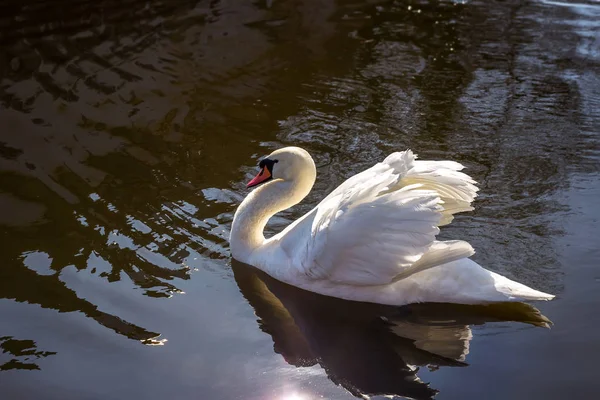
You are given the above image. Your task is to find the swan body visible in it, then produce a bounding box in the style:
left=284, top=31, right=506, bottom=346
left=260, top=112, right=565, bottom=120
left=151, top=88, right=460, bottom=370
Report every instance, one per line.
left=230, top=146, right=555, bottom=306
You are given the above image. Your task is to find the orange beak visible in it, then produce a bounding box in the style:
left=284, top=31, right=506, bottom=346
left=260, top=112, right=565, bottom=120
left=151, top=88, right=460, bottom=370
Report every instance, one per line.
left=247, top=166, right=272, bottom=188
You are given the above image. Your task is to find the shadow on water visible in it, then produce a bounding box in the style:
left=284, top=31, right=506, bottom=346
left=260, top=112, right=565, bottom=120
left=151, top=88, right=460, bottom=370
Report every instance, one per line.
left=0, top=336, right=57, bottom=371
left=231, top=259, right=551, bottom=400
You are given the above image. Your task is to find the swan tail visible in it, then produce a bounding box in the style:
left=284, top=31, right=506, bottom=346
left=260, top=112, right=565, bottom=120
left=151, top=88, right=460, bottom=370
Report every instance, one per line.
left=488, top=271, right=556, bottom=301
left=386, top=259, right=555, bottom=305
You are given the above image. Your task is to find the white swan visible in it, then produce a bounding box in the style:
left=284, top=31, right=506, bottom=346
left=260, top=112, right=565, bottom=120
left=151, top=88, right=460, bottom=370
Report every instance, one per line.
left=230, top=146, right=555, bottom=306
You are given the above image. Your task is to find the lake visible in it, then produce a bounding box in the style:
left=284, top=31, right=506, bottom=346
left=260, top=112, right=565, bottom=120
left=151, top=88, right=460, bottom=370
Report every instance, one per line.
left=1, top=0, right=599, bottom=399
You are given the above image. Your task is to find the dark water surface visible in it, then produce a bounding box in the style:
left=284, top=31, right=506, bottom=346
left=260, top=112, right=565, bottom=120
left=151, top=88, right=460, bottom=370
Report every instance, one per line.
left=1, top=0, right=599, bottom=398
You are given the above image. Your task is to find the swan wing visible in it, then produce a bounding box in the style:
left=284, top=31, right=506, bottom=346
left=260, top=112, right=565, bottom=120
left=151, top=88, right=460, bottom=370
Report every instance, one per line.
left=279, top=150, right=479, bottom=285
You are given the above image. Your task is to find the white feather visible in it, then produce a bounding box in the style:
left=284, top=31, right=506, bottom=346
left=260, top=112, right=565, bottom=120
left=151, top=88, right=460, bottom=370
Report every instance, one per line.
left=281, top=150, right=480, bottom=286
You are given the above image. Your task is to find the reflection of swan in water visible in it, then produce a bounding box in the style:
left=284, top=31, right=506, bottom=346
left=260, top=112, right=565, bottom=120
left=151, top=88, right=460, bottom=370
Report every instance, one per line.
left=231, top=260, right=551, bottom=399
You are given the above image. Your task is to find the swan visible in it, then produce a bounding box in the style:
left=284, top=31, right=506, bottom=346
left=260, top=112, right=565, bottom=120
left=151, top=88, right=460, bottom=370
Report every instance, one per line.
left=230, top=146, right=555, bottom=306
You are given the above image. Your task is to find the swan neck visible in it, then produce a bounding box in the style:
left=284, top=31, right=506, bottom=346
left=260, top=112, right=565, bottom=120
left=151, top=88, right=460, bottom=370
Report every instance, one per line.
left=231, top=174, right=314, bottom=259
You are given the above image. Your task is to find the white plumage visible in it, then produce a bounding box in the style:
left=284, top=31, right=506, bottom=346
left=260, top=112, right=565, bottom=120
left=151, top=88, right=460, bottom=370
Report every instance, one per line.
left=230, top=146, right=554, bottom=306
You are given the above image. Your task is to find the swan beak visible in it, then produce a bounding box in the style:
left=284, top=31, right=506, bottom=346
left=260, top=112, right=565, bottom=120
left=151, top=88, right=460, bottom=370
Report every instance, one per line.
left=247, top=167, right=272, bottom=188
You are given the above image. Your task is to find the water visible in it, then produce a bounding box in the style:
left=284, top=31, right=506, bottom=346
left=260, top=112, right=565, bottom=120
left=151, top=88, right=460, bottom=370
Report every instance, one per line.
left=1, top=0, right=599, bottom=398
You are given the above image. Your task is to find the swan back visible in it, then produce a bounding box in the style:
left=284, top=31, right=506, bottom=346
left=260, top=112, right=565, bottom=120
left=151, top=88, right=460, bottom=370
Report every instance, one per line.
left=273, top=150, right=478, bottom=285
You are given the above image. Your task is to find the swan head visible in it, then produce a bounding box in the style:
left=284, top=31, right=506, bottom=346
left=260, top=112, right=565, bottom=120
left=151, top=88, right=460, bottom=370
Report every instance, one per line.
left=247, top=146, right=316, bottom=188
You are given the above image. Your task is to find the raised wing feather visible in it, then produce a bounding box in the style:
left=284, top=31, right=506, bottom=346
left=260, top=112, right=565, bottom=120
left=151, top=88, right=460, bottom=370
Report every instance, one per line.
left=279, top=150, right=479, bottom=286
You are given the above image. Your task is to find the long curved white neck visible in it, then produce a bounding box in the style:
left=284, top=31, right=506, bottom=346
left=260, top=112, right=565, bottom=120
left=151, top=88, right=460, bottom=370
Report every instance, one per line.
left=230, top=172, right=315, bottom=260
